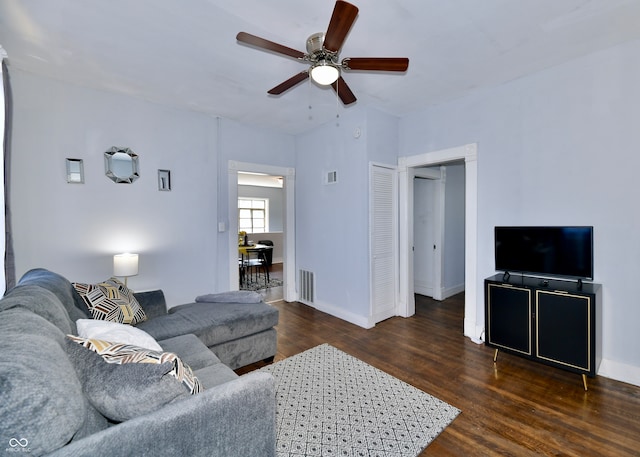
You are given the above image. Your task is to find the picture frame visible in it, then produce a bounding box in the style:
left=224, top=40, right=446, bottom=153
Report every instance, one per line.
left=158, top=169, right=171, bottom=191
left=66, top=158, right=84, bottom=184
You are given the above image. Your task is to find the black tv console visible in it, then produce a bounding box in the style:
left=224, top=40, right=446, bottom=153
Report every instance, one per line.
left=484, top=274, right=602, bottom=390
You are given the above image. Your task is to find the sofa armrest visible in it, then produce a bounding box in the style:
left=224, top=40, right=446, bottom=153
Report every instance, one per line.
left=47, top=371, right=276, bottom=457
left=133, top=289, right=168, bottom=319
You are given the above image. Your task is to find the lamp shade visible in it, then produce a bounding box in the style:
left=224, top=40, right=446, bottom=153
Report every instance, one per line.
left=310, top=61, right=339, bottom=86
left=113, top=253, right=139, bottom=277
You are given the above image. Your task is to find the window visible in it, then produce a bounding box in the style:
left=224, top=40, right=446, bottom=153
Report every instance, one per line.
left=238, top=198, right=269, bottom=234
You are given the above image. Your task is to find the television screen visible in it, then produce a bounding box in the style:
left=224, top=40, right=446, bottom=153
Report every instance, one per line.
left=495, top=226, right=593, bottom=280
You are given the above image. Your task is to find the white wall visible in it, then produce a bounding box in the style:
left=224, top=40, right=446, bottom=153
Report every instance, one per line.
left=294, top=107, right=370, bottom=323
left=294, top=107, right=398, bottom=326
left=216, top=118, right=295, bottom=290
left=11, top=71, right=219, bottom=306
left=11, top=37, right=639, bottom=387
left=399, top=39, right=640, bottom=386
left=10, top=71, right=295, bottom=308
left=443, top=162, right=465, bottom=296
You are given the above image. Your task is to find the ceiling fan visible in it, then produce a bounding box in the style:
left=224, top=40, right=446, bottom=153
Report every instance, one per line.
left=236, top=0, right=409, bottom=105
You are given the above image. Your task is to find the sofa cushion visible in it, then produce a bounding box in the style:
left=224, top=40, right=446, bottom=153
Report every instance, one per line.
left=65, top=338, right=190, bottom=422
left=67, top=336, right=202, bottom=395
left=19, top=268, right=91, bottom=323
left=133, top=289, right=168, bottom=320
left=137, top=301, right=279, bottom=348
left=194, top=363, right=239, bottom=389
left=158, top=334, right=222, bottom=371
left=72, top=278, right=147, bottom=325
left=195, top=290, right=262, bottom=303
left=0, top=284, right=74, bottom=335
left=0, top=310, right=87, bottom=456
left=77, top=318, right=163, bottom=351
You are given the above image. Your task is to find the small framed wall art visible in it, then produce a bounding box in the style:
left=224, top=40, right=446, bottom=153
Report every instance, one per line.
left=158, top=169, right=171, bottom=191
left=66, top=158, right=84, bottom=184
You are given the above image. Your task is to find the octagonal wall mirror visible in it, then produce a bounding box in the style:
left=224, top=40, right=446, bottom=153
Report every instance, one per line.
left=104, top=147, right=140, bottom=184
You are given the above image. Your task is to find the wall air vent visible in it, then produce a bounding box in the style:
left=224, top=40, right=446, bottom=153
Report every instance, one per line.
left=299, top=269, right=315, bottom=305
left=325, top=171, right=337, bottom=184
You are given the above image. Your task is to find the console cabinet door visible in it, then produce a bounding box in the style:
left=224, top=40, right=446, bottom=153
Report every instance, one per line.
left=536, top=290, right=593, bottom=374
left=486, top=283, right=532, bottom=356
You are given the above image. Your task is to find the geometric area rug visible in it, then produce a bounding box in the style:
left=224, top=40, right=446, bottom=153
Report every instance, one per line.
left=260, top=344, right=460, bottom=457
left=240, top=273, right=283, bottom=291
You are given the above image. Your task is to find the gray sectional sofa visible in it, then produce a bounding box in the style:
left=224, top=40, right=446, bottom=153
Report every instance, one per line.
left=0, top=268, right=279, bottom=457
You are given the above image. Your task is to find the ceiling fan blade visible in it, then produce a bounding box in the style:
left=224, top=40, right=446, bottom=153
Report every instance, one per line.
left=331, top=76, right=357, bottom=105
left=323, top=1, right=359, bottom=53
left=342, top=57, right=409, bottom=72
left=267, top=71, right=309, bottom=95
left=236, top=32, right=305, bottom=59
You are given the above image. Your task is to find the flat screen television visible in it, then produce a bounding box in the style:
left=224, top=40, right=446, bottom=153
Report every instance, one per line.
left=494, top=226, right=593, bottom=280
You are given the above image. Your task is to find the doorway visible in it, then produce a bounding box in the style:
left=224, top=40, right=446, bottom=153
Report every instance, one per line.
left=237, top=172, right=284, bottom=300
left=398, top=143, right=482, bottom=343
left=228, top=161, right=296, bottom=302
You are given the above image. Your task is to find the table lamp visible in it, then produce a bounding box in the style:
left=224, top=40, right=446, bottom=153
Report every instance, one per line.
left=113, top=253, right=139, bottom=287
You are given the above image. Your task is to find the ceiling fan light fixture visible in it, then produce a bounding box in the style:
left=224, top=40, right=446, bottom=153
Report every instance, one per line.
left=310, top=61, right=340, bottom=86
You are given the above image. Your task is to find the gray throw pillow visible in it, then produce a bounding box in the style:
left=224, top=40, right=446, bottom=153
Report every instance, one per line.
left=0, top=312, right=86, bottom=456
left=65, top=338, right=190, bottom=422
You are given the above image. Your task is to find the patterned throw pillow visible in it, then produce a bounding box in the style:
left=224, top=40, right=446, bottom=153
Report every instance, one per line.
left=72, top=278, right=147, bottom=325
left=67, top=335, right=202, bottom=394
left=65, top=338, right=187, bottom=422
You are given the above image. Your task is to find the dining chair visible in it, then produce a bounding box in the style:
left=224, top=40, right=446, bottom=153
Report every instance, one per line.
left=238, top=254, right=248, bottom=288
left=246, top=248, right=269, bottom=286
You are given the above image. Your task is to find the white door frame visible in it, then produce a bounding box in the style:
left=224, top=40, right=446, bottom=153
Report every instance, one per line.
left=228, top=160, right=296, bottom=302
left=398, top=143, right=481, bottom=342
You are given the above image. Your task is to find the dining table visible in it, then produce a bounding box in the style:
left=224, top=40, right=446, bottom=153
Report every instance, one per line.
left=238, top=243, right=273, bottom=285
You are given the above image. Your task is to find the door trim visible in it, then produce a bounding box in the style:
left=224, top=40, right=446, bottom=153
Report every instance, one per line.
left=228, top=161, right=296, bottom=302
left=398, top=143, right=481, bottom=342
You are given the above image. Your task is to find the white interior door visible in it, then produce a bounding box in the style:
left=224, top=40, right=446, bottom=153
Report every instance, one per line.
left=413, top=177, right=437, bottom=297
left=370, top=164, right=398, bottom=324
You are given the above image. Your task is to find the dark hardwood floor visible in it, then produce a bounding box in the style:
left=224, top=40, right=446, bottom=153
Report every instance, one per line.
left=237, top=293, right=640, bottom=456
left=256, top=262, right=283, bottom=302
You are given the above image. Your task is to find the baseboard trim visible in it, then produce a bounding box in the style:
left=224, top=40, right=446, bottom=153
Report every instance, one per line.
left=312, top=300, right=374, bottom=329
left=414, top=283, right=433, bottom=297
left=414, top=283, right=464, bottom=301
left=598, top=358, right=640, bottom=387
left=441, top=283, right=465, bottom=300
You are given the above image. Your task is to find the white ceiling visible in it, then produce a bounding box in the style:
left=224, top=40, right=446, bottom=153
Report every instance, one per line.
left=238, top=172, right=283, bottom=188
left=2, top=0, right=640, bottom=135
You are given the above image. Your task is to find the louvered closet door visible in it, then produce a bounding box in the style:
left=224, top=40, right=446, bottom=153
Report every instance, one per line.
left=370, top=164, right=398, bottom=324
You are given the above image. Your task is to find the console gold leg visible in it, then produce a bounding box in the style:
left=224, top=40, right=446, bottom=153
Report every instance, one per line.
left=582, top=374, right=588, bottom=391
left=493, top=348, right=499, bottom=363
